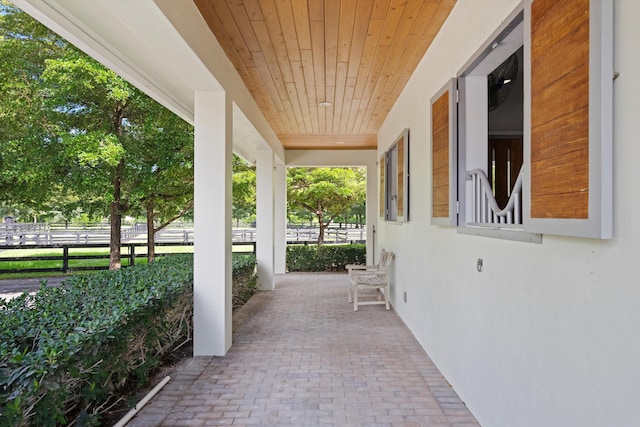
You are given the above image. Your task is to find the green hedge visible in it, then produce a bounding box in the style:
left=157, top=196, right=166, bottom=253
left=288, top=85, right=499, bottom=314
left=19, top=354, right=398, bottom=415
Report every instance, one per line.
left=0, top=253, right=257, bottom=426
left=0, top=254, right=242, bottom=426
left=286, top=244, right=366, bottom=272
left=232, top=254, right=257, bottom=311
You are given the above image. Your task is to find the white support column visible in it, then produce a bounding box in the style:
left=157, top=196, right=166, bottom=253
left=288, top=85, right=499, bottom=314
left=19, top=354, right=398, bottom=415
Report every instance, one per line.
left=274, top=163, right=287, bottom=274
left=193, top=91, right=232, bottom=356
left=366, top=163, right=378, bottom=265
left=256, top=149, right=275, bottom=290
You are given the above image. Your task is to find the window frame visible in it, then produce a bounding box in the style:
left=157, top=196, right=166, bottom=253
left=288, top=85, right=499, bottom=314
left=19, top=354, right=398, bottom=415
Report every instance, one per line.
left=455, top=8, right=526, bottom=236
left=382, top=128, right=410, bottom=222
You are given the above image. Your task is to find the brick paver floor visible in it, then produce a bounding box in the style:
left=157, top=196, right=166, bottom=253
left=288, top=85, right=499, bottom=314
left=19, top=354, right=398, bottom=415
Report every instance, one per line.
left=127, top=272, right=480, bottom=426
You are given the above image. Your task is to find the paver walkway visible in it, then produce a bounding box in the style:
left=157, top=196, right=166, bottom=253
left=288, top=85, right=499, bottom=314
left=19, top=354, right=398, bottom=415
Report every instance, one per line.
left=128, top=273, right=480, bottom=426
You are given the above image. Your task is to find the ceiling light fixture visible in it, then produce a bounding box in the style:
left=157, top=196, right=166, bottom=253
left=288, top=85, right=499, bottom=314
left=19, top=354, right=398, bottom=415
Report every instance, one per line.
left=336, top=141, right=345, bottom=144
left=319, top=101, right=332, bottom=107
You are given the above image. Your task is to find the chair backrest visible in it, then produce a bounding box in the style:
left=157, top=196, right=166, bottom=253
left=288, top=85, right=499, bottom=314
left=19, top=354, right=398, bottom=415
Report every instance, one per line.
left=377, top=250, right=395, bottom=271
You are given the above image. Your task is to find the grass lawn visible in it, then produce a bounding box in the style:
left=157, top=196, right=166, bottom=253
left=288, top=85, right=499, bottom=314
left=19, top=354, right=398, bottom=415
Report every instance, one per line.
left=0, top=244, right=253, bottom=279
left=0, top=246, right=186, bottom=276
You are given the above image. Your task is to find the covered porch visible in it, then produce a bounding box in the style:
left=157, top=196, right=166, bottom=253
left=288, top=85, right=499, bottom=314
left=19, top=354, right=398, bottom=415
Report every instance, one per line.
left=10, top=0, right=438, bottom=356
left=10, top=1, right=640, bottom=425
left=127, top=273, right=479, bottom=426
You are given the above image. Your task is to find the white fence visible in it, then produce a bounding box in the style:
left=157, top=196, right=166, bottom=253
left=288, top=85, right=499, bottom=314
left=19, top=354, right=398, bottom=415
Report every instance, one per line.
left=0, top=223, right=366, bottom=246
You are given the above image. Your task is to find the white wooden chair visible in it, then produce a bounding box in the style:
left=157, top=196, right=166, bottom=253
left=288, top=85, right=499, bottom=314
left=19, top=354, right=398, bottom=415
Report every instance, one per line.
left=345, top=249, right=395, bottom=311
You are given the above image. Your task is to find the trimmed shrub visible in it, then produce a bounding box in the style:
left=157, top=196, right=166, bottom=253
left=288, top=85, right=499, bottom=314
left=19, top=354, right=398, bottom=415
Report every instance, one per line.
left=0, top=254, right=194, bottom=426
left=0, top=253, right=257, bottom=426
left=286, top=244, right=366, bottom=272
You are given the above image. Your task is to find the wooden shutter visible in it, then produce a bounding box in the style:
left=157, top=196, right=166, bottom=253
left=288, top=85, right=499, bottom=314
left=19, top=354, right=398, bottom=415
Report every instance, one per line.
left=379, top=154, right=386, bottom=218
left=431, top=79, right=457, bottom=226
left=395, top=128, right=410, bottom=221
left=524, top=0, right=612, bottom=238
left=397, top=136, right=405, bottom=219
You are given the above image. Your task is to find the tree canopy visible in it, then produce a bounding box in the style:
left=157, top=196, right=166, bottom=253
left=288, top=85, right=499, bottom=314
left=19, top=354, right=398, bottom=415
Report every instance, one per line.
left=0, top=2, right=66, bottom=212
left=0, top=3, right=194, bottom=267
left=287, top=167, right=365, bottom=244
left=232, top=155, right=256, bottom=226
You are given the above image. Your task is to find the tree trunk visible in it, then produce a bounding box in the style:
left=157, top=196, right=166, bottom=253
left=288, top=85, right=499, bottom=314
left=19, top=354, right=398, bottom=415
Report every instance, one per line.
left=146, top=201, right=156, bottom=263
left=317, top=208, right=325, bottom=245
left=109, top=194, right=122, bottom=269
left=109, top=106, right=127, bottom=270
left=109, top=160, right=124, bottom=270
left=109, top=203, right=121, bottom=269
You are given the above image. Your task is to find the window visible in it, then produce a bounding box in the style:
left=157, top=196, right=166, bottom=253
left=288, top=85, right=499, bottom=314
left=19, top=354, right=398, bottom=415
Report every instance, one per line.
left=430, top=0, right=613, bottom=240
left=457, top=16, right=525, bottom=233
left=488, top=51, right=523, bottom=211
left=381, top=128, right=410, bottom=222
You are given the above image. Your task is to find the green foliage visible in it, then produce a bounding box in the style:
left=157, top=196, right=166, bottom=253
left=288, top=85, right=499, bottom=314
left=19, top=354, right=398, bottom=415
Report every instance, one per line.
left=232, top=254, right=257, bottom=311
left=0, top=252, right=257, bottom=425
left=0, top=2, right=67, bottom=210
left=232, top=155, right=256, bottom=225
left=0, top=255, right=194, bottom=426
left=0, top=5, right=194, bottom=264
left=287, top=168, right=365, bottom=244
left=286, top=244, right=366, bottom=272
left=130, top=105, right=194, bottom=234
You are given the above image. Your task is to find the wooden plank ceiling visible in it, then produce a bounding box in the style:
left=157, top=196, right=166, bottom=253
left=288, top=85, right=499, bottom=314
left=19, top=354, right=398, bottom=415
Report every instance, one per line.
left=194, top=0, right=455, bottom=150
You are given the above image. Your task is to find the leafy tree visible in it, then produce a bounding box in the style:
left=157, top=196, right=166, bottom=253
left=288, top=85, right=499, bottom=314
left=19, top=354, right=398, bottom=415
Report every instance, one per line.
left=0, top=1, right=66, bottom=212
left=0, top=4, right=194, bottom=267
left=40, top=53, right=134, bottom=268
left=345, top=201, right=366, bottom=228
left=127, top=107, right=194, bottom=262
left=287, top=167, right=365, bottom=244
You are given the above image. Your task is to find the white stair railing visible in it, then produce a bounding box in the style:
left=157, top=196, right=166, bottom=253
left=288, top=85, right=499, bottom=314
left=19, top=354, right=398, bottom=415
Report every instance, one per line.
left=467, top=168, right=523, bottom=226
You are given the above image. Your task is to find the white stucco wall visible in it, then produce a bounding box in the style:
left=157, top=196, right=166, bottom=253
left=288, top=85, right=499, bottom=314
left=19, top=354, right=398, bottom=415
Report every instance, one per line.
left=377, top=1, right=640, bottom=426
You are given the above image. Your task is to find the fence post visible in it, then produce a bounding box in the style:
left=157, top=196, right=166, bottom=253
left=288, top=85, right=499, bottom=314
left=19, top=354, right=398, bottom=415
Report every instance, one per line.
left=130, top=244, right=135, bottom=266
left=62, top=246, right=69, bottom=273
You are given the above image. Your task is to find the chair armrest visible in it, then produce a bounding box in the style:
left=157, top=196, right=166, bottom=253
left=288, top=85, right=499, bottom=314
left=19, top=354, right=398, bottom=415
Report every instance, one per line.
left=345, top=264, right=376, bottom=271
left=346, top=264, right=379, bottom=279
left=350, top=269, right=384, bottom=278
